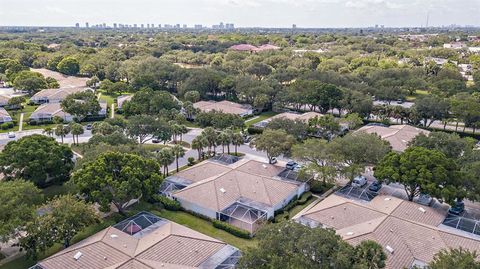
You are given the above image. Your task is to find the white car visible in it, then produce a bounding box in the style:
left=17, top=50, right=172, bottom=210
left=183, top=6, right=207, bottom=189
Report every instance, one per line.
left=352, top=176, right=367, bottom=188
left=7, top=132, right=15, bottom=139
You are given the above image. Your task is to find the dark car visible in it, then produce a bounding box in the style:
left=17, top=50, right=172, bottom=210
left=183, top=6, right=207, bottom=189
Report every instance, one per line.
left=368, top=181, right=382, bottom=192
left=151, top=138, right=160, bottom=144
left=85, top=124, right=93, bottom=130
left=286, top=161, right=298, bottom=170
left=448, top=200, right=465, bottom=215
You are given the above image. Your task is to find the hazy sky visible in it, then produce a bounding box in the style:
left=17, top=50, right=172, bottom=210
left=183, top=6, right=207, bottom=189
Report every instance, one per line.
left=0, top=0, right=479, bottom=28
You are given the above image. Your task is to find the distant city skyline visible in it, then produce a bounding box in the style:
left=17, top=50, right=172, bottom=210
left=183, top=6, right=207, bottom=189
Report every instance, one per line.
left=0, top=0, right=479, bottom=28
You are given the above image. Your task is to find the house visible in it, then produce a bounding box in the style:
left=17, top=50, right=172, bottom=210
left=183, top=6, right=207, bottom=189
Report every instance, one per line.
left=29, top=103, right=73, bottom=123
left=443, top=42, right=467, bottom=49
left=468, top=47, right=480, bottom=53
left=0, top=95, right=10, bottom=107
left=193, top=100, right=253, bottom=117
left=30, top=87, right=91, bottom=105
left=0, top=108, right=12, bottom=123
left=30, top=212, right=240, bottom=269
left=355, top=124, right=429, bottom=152
left=294, top=194, right=480, bottom=269
left=253, top=111, right=323, bottom=128
left=229, top=44, right=280, bottom=52
left=161, top=157, right=308, bottom=234
left=116, top=95, right=133, bottom=110
left=31, top=68, right=89, bottom=89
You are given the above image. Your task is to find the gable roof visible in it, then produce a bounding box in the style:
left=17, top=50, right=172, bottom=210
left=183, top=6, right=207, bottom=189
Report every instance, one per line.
left=36, top=212, right=238, bottom=269
left=355, top=124, right=430, bottom=152
left=31, top=87, right=89, bottom=102
left=294, top=194, right=480, bottom=269
left=193, top=100, right=252, bottom=115
left=30, top=103, right=71, bottom=119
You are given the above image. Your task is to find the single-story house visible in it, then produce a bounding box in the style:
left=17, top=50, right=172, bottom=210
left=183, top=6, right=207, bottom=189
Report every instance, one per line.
left=229, top=44, right=280, bottom=52
left=0, top=107, right=12, bottom=123
left=0, top=95, right=10, bottom=107
left=31, top=68, right=89, bottom=89
left=116, top=95, right=133, bottom=110
left=294, top=194, right=480, bottom=269
left=253, top=111, right=323, bottom=128
left=161, top=157, right=308, bottom=234
left=29, top=103, right=73, bottom=123
left=193, top=100, right=253, bottom=117
left=98, top=101, right=108, bottom=118
left=355, top=124, right=429, bottom=152
left=31, top=211, right=240, bottom=269
left=30, top=87, right=92, bottom=105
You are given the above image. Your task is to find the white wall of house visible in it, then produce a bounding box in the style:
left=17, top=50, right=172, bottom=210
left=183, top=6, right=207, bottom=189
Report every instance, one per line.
left=174, top=197, right=217, bottom=219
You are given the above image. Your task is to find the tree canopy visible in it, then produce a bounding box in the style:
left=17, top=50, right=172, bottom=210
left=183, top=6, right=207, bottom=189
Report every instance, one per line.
left=0, top=134, right=74, bottom=187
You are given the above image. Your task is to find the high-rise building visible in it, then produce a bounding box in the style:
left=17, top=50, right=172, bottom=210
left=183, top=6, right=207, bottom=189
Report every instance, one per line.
left=133, top=24, right=137, bottom=28
left=141, top=24, right=144, bottom=28
left=113, top=23, right=117, bottom=29
left=158, top=24, right=162, bottom=28
left=175, top=24, right=180, bottom=28
left=219, top=22, right=225, bottom=29
left=194, top=24, right=203, bottom=29
left=225, top=23, right=235, bottom=29
left=292, top=24, right=297, bottom=29
left=75, top=23, right=80, bottom=28
left=102, top=23, right=106, bottom=28
left=85, top=22, right=89, bottom=28
left=183, top=24, right=187, bottom=28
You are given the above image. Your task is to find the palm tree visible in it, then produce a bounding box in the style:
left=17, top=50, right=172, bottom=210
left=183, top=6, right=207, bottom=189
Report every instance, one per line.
left=43, top=127, right=54, bottom=137
left=178, top=125, right=188, bottom=142
left=231, top=133, right=244, bottom=155
left=225, top=129, right=234, bottom=154
left=54, top=124, right=70, bottom=144
left=156, top=148, right=175, bottom=176
left=218, top=132, right=230, bottom=154
left=191, top=136, right=204, bottom=160
left=69, top=123, right=84, bottom=145
left=202, top=127, right=217, bottom=156
left=172, top=144, right=186, bottom=172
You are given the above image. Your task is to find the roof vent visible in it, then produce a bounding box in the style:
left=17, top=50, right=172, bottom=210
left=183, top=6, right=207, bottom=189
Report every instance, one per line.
left=220, top=188, right=226, bottom=193
left=110, top=234, right=118, bottom=239
left=73, top=251, right=83, bottom=261
left=384, top=198, right=391, bottom=201
left=346, top=232, right=354, bottom=236
left=262, top=164, right=267, bottom=169
left=418, top=207, right=426, bottom=213
left=386, top=245, right=394, bottom=254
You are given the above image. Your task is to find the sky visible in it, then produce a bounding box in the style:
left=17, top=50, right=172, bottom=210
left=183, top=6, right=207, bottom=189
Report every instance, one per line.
left=0, top=0, right=479, bottom=28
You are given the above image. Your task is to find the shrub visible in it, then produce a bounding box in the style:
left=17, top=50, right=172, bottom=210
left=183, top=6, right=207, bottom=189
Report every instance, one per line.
left=212, top=220, right=251, bottom=238
left=273, top=212, right=289, bottom=223
left=153, top=195, right=181, bottom=211
left=310, top=181, right=334, bottom=194
left=0, top=122, right=14, bottom=130
left=247, top=126, right=264, bottom=135
left=187, top=157, right=195, bottom=166
left=297, top=192, right=312, bottom=205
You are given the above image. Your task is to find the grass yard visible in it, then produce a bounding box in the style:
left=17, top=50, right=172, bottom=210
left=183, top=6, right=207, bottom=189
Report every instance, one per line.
left=406, top=89, right=430, bottom=101
left=245, top=111, right=278, bottom=127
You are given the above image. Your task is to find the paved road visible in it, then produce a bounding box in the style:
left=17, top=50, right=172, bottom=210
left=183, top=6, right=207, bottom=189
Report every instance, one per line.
left=0, top=129, right=93, bottom=146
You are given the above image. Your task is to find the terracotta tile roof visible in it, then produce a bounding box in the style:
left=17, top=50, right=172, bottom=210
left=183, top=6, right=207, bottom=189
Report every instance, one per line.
left=193, top=100, right=252, bottom=116
left=36, top=213, right=238, bottom=269
left=355, top=124, right=430, bottom=152
left=173, top=160, right=299, bottom=212
left=174, top=162, right=231, bottom=183
left=295, top=194, right=480, bottom=269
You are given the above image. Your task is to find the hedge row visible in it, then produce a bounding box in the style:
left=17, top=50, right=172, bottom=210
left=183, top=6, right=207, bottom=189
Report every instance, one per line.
left=212, top=220, right=251, bottom=239
left=247, top=126, right=264, bottom=135
left=1, top=121, right=14, bottom=130
left=154, top=195, right=182, bottom=211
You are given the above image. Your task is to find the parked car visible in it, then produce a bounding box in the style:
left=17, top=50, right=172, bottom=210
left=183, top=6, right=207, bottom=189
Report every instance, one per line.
left=396, top=99, right=404, bottom=104
left=270, top=157, right=277, bottom=164
left=352, top=176, right=367, bottom=188
left=286, top=161, right=298, bottom=170
left=415, top=193, right=433, bottom=206
left=7, top=132, right=15, bottom=138
left=151, top=138, right=160, bottom=144
left=293, top=164, right=303, bottom=172
left=85, top=124, right=93, bottom=130
left=448, top=200, right=465, bottom=215
left=368, top=181, right=382, bottom=192
left=243, top=135, right=252, bottom=143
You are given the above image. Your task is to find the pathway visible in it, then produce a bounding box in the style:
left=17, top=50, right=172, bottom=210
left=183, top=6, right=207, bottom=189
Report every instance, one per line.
left=18, top=113, right=24, bottom=131
left=111, top=103, right=115, bottom=118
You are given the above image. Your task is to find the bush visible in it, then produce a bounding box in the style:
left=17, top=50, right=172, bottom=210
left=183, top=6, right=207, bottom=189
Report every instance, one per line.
left=187, top=157, right=195, bottom=166
left=297, top=192, right=312, bottom=205
left=153, top=195, right=181, bottom=211
left=273, top=212, right=289, bottom=223
left=310, top=181, right=333, bottom=194
left=1, top=121, right=14, bottom=130
left=247, top=126, right=264, bottom=135
left=212, top=220, right=251, bottom=238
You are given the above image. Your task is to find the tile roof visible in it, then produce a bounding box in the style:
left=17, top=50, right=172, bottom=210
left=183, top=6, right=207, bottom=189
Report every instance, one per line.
left=30, top=103, right=71, bottom=119
left=31, top=68, right=89, bottom=88
left=294, top=194, right=480, bottom=269
left=173, top=160, right=300, bottom=212
left=36, top=213, right=238, bottom=269
left=31, top=87, right=89, bottom=102
left=193, top=100, right=252, bottom=116
left=355, top=124, right=430, bottom=152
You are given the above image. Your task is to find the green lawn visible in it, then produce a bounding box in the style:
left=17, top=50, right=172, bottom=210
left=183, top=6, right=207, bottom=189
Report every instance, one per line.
left=406, top=89, right=430, bottom=101
left=245, top=111, right=278, bottom=128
